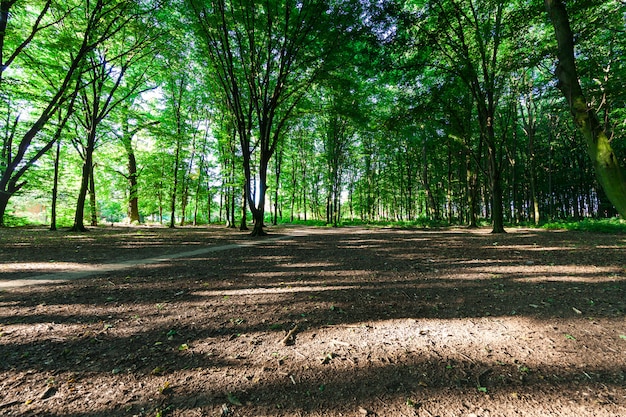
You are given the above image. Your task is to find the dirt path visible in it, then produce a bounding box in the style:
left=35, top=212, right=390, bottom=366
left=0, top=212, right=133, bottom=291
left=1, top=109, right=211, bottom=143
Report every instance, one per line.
left=1, top=225, right=625, bottom=416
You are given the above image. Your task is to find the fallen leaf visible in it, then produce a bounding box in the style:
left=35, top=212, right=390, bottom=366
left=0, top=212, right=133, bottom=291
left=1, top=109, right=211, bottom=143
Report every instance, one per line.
left=151, top=366, right=165, bottom=375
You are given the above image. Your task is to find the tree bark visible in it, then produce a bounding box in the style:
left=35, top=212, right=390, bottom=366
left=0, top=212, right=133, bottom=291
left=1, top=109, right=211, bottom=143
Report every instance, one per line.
left=121, top=116, right=142, bottom=223
left=50, top=137, right=61, bottom=231
left=89, top=163, right=97, bottom=226
left=71, top=142, right=94, bottom=232
left=169, top=139, right=180, bottom=228
left=545, top=0, right=626, bottom=218
left=239, top=180, right=248, bottom=231
left=126, top=146, right=140, bottom=223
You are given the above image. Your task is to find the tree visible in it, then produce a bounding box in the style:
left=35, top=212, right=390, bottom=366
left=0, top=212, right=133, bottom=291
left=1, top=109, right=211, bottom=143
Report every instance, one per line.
left=0, top=0, right=155, bottom=226
left=115, top=104, right=159, bottom=224
left=69, top=6, right=158, bottom=231
left=544, top=0, right=626, bottom=218
left=188, top=0, right=361, bottom=236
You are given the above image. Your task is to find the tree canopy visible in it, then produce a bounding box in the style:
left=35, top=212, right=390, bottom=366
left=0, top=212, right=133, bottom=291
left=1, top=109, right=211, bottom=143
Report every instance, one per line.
left=2, top=0, right=625, bottom=231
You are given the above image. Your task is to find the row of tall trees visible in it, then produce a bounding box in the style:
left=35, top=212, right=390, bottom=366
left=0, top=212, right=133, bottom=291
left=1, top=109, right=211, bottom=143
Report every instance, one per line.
left=2, top=0, right=625, bottom=233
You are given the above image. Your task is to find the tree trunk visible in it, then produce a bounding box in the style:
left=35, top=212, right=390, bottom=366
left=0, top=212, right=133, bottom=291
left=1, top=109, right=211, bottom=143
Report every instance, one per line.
left=545, top=0, right=626, bottom=218
left=50, top=137, right=61, bottom=231
left=123, top=134, right=140, bottom=223
left=169, top=138, right=180, bottom=229
left=89, top=163, right=97, bottom=226
left=421, top=137, right=437, bottom=219
left=71, top=144, right=93, bottom=232
left=248, top=156, right=268, bottom=236
left=273, top=149, right=282, bottom=226
left=447, top=138, right=453, bottom=223
left=0, top=191, right=8, bottom=226
left=239, top=180, right=248, bottom=231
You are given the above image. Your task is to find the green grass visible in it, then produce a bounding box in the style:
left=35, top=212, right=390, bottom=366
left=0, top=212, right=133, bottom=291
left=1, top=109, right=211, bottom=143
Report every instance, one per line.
left=541, top=218, right=626, bottom=233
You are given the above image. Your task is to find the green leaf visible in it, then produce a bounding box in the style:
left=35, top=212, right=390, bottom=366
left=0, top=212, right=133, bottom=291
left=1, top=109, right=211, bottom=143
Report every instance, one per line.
left=227, top=392, right=242, bottom=406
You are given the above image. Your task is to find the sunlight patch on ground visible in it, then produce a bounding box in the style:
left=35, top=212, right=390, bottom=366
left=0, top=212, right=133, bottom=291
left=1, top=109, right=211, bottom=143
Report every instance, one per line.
left=245, top=270, right=373, bottom=280
left=512, top=274, right=625, bottom=283
left=488, top=245, right=576, bottom=251
left=478, top=265, right=624, bottom=282
left=595, top=244, right=626, bottom=249
left=0, top=262, right=102, bottom=273
left=194, top=284, right=359, bottom=297
left=277, top=262, right=337, bottom=269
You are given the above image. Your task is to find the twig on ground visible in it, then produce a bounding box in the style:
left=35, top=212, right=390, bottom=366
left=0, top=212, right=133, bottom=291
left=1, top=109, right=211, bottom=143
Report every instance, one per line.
left=331, top=339, right=350, bottom=347
left=0, top=400, right=21, bottom=410
left=281, top=324, right=299, bottom=345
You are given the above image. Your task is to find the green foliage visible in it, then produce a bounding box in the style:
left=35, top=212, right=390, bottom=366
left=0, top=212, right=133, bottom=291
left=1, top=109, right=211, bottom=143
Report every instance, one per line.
left=2, top=1, right=626, bottom=228
left=1, top=213, right=32, bottom=227
left=541, top=218, right=626, bottom=233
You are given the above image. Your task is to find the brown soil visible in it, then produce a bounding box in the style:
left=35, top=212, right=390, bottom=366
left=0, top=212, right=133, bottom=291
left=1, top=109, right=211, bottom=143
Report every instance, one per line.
left=0, top=225, right=625, bottom=417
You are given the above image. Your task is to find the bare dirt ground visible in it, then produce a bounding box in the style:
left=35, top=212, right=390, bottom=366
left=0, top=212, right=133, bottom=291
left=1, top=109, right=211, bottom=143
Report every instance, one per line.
left=0, top=224, right=625, bottom=417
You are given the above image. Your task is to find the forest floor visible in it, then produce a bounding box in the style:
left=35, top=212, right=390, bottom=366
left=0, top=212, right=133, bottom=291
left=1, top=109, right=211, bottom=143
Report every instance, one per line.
left=0, top=224, right=625, bottom=417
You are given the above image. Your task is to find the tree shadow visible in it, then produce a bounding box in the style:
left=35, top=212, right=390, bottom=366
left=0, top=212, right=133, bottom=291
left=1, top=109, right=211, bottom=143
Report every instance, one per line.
left=0, top=227, right=625, bottom=415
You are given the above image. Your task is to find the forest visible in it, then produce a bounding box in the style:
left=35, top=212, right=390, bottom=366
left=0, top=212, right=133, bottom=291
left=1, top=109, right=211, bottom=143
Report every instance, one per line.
left=1, top=0, right=625, bottom=234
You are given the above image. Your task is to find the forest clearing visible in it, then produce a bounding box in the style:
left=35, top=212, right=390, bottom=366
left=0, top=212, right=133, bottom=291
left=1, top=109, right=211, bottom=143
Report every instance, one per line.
left=1, top=225, right=625, bottom=416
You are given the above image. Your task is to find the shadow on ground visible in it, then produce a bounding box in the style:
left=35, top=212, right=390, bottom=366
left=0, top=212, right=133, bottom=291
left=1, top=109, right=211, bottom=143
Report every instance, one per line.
left=0, top=226, right=625, bottom=416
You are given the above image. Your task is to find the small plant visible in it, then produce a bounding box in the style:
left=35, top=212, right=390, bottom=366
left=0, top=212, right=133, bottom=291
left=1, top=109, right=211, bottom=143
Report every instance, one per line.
left=226, top=392, right=242, bottom=406
left=159, top=381, right=172, bottom=395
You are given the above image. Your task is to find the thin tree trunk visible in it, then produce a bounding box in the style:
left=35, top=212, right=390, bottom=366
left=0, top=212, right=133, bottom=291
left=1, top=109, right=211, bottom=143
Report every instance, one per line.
left=89, top=163, right=97, bottom=226
left=169, top=140, right=180, bottom=229
left=239, top=180, right=249, bottom=231
left=50, top=137, right=61, bottom=231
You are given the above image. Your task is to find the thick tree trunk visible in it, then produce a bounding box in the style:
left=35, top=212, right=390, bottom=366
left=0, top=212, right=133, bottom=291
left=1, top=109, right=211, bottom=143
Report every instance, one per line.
left=124, top=140, right=140, bottom=223
left=545, top=0, right=626, bottom=218
left=248, top=157, right=268, bottom=236
left=0, top=192, right=8, bottom=226
left=488, top=147, right=506, bottom=233
left=490, top=172, right=506, bottom=233
left=71, top=146, right=93, bottom=232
